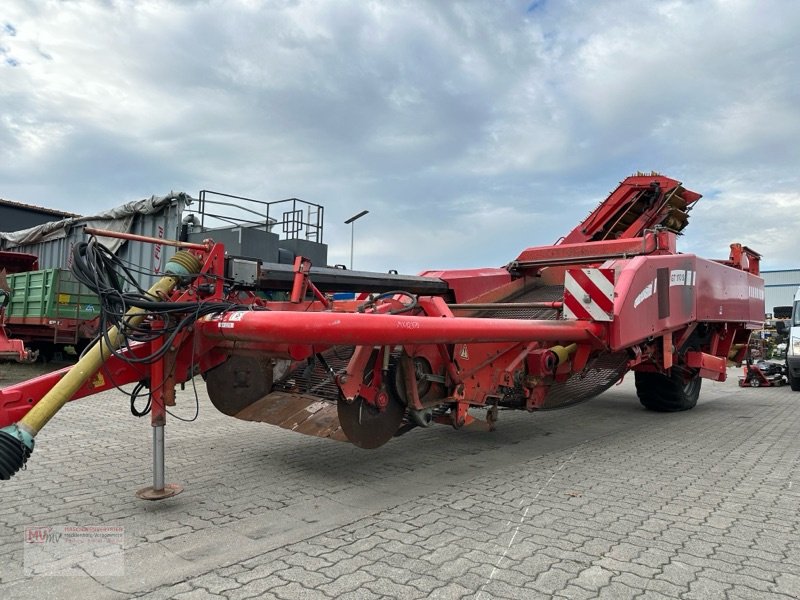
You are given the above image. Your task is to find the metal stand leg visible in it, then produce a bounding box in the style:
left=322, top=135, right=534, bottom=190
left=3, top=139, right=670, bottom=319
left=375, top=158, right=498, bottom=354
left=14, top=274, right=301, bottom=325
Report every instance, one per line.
left=136, top=425, right=183, bottom=500
left=153, top=425, right=165, bottom=490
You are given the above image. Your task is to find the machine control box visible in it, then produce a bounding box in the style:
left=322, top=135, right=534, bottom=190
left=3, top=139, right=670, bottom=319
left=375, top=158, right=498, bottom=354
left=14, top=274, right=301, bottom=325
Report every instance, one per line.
left=226, top=257, right=261, bottom=288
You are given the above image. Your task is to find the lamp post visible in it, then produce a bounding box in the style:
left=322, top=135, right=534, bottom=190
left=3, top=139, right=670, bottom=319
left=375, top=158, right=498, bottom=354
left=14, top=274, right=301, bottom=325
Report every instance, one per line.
left=344, top=210, right=369, bottom=270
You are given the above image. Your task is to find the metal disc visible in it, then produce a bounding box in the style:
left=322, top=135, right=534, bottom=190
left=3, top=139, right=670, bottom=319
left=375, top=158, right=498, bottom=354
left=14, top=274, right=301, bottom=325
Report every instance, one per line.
left=205, top=355, right=276, bottom=416
left=135, top=483, right=183, bottom=501
left=337, top=394, right=405, bottom=449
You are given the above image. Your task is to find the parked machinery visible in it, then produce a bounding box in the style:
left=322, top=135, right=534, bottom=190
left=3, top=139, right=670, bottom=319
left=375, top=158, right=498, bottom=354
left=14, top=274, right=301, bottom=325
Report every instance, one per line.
left=738, top=360, right=786, bottom=387
left=0, top=174, right=764, bottom=499
left=738, top=335, right=787, bottom=387
left=0, top=251, right=39, bottom=362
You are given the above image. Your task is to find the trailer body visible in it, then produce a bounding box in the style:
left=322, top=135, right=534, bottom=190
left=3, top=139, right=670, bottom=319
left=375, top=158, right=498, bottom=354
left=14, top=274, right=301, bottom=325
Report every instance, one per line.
left=3, top=269, right=101, bottom=352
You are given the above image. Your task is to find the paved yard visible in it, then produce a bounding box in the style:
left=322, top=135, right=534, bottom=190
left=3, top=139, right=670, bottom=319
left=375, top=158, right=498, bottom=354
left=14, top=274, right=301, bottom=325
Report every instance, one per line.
left=1, top=364, right=799, bottom=599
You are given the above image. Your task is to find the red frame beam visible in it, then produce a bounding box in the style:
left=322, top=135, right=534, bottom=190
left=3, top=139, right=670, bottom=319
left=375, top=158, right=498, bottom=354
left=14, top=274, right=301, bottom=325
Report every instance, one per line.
left=513, top=231, right=677, bottom=269
left=200, top=310, right=607, bottom=346
left=83, top=226, right=209, bottom=251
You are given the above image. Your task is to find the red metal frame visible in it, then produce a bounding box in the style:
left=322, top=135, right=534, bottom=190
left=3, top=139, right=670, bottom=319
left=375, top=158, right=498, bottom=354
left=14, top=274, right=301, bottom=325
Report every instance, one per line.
left=0, top=175, right=766, bottom=443
left=560, top=174, right=701, bottom=245
left=0, top=251, right=40, bottom=362
left=0, top=324, right=32, bottom=363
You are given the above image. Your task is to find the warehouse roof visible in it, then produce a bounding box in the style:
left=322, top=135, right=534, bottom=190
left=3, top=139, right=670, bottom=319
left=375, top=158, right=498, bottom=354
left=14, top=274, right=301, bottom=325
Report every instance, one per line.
left=0, top=198, right=80, bottom=219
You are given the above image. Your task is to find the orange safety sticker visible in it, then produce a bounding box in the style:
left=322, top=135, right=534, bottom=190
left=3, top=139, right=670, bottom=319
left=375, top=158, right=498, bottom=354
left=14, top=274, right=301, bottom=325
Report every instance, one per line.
left=90, top=372, right=105, bottom=388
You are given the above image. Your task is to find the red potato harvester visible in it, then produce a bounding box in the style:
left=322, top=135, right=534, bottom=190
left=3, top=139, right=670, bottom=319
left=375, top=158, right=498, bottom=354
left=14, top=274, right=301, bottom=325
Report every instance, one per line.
left=0, top=174, right=763, bottom=499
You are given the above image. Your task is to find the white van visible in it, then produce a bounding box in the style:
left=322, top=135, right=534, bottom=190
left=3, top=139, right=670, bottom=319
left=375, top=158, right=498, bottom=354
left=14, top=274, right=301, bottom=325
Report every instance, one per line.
left=784, top=287, right=800, bottom=390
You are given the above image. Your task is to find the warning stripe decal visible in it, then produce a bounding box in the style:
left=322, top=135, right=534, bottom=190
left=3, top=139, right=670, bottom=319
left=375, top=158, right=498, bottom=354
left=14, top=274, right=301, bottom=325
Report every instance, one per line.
left=563, top=268, right=615, bottom=321
left=563, top=289, right=593, bottom=320
left=568, top=268, right=614, bottom=313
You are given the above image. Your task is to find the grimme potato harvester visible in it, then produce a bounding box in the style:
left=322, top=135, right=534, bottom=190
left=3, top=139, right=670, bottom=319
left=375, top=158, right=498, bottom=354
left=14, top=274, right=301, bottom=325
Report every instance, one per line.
left=0, top=174, right=763, bottom=499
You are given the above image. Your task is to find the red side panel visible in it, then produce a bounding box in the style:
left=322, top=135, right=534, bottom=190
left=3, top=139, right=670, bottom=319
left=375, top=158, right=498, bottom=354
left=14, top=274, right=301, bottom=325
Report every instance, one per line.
left=418, top=268, right=511, bottom=303
left=694, top=258, right=764, bottom=324
left=608, top=255, right=763, bottom=350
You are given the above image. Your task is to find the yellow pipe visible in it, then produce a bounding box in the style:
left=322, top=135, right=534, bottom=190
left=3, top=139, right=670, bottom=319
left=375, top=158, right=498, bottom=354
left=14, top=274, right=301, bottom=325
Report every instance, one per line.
left=19, top=274, right=179, bottom=436
left=550, top=343, right=578, bottom=366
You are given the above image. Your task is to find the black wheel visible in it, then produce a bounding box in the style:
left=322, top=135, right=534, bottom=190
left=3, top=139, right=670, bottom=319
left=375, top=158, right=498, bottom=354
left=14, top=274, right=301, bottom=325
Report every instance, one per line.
left=789, top=371, right=800, bottom=392
left=31, top=342, right=56, bottom=363
left=73, top=339, right=91, bottom=358
left=635, top=370, right=701, bottom=412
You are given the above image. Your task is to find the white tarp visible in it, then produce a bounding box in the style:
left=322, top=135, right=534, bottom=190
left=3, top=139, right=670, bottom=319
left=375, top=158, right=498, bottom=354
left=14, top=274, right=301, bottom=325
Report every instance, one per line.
left=0, top=192, right=192, bottom=254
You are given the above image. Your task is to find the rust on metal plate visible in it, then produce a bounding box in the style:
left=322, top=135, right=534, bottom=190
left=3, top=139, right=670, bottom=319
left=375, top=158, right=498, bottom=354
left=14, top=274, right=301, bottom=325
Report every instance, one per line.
left=235, top=391, right=349, bottom=442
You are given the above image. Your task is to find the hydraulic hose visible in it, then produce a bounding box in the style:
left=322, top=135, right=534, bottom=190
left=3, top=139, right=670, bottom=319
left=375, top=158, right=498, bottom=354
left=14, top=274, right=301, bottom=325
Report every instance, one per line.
left=0, top=251, right=202, bottom=480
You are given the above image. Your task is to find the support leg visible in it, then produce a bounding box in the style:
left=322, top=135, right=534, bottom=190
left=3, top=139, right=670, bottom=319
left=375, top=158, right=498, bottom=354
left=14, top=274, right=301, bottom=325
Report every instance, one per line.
left=136, top=425, right=183, bottom=500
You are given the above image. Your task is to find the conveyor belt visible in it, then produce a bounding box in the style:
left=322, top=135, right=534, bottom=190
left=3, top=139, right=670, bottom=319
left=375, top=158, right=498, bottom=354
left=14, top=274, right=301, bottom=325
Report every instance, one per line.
left=228, top=281, right=627, bottom=444
left=473, top=283, right=628, bottom=409
left=258, top=263, right=452, bottom=296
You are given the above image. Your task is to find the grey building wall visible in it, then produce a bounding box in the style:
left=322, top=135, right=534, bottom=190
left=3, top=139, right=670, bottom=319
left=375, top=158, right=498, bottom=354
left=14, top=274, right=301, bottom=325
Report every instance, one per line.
left=762, top=269, right=800, bottom=314
left=0, top=201, right=74, bottom=231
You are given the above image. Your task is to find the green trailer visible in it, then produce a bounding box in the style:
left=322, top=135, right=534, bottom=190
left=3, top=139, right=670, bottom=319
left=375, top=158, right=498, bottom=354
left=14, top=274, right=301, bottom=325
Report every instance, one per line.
left=5, top=269, right=101, bottom=358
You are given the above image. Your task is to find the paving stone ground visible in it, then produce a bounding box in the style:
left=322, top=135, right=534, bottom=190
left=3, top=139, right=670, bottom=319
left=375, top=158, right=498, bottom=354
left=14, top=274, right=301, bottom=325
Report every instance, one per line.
left=1, top=363, right=800, bottom=599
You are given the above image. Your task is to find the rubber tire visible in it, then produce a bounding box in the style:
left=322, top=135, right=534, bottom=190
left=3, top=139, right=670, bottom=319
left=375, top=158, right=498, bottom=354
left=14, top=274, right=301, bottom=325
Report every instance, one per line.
left=635, top=370, right=701, bottom=412
left=31, top=342, right=56, bottom=363
left=788, top=370, right=800, bottom=392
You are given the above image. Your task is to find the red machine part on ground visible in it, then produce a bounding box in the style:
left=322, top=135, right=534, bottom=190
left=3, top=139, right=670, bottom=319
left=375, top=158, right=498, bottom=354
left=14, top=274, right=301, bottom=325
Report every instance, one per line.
left=0, top=251, right=38, bottom=362
left=0, top=174, right=765, bottom=493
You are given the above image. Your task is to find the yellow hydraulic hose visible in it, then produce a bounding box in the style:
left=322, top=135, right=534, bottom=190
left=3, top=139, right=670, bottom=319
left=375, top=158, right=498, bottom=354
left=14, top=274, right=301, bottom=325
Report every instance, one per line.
left=18, top=275, right=178, bottom=435
left=18, top=250, right=201, bottom=436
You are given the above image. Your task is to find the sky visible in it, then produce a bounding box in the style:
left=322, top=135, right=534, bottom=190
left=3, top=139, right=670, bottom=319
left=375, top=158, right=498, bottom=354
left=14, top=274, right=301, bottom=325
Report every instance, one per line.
left=1, top=0, right=799, bottom=274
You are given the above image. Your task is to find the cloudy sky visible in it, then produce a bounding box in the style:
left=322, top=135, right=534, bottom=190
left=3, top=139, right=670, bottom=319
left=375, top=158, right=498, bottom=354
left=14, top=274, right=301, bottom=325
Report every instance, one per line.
left=1, top=0, right=798, bottom=273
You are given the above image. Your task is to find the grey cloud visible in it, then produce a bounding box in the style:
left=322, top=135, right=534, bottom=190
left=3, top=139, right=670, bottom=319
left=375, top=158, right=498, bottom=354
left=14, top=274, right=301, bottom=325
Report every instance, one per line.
left=0, top=0, right=798, bottom=273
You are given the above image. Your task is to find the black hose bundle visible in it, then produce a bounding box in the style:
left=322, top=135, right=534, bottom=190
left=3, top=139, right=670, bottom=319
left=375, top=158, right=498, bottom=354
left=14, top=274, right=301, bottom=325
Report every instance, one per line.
left=356, top=290, right=418, bottom=315
left=71, top=238, right=262, bottom=365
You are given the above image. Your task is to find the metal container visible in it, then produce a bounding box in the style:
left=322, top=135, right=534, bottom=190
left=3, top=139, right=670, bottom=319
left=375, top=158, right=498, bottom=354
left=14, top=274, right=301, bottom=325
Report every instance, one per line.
left=0, top=193, right=190, bottom=291
left=6, top=269, right=100, bottom=321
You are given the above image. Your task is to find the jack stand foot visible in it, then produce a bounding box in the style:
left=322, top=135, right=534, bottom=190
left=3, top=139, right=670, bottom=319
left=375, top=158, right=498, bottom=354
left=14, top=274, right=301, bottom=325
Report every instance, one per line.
left=136, top=483, right=183, bottom=501
left=137, top=424, right=181, bottom=500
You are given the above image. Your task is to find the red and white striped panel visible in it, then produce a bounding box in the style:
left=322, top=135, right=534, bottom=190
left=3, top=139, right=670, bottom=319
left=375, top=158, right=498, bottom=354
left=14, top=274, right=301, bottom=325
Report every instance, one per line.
left=563, top=268, right=615, bottom=321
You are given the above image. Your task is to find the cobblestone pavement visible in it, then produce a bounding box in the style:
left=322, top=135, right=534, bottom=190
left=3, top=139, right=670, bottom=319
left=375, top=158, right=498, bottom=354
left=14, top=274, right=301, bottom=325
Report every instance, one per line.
left=2, top=365, right=800, bottom=599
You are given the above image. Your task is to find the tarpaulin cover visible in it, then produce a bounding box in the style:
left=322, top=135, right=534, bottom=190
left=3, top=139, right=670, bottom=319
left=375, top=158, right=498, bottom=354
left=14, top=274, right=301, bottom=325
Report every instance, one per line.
left=0, top=192, right=192, bottom=254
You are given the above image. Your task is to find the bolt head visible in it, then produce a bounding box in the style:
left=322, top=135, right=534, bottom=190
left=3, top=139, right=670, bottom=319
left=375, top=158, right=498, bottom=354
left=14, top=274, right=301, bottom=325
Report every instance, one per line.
left=375, top=391, right=389, bottom=409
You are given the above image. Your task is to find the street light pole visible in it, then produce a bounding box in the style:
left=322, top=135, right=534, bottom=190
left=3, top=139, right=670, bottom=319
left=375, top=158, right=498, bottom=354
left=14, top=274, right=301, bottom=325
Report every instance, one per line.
left=344, top=210, right=369, bottom=270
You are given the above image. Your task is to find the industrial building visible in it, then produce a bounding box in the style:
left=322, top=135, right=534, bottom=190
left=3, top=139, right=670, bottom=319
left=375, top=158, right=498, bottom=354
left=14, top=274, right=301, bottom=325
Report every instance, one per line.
left=762, top=269, right=800, bottom=315
left=0, top=198, right=78, bottom=231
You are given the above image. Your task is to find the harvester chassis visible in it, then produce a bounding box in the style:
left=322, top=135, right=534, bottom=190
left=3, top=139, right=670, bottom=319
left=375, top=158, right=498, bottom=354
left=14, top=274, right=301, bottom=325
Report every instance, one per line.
left=0, top=174, right=764, bottom=500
